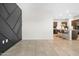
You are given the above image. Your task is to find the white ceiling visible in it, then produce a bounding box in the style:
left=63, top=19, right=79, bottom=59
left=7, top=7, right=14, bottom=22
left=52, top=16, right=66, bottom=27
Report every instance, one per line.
left=17, top=3, right=79, bottom=19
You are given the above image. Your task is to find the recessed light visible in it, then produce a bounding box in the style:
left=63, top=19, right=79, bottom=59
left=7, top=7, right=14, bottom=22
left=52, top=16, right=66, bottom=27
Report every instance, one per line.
left=2, top=40, right=5, bottom=44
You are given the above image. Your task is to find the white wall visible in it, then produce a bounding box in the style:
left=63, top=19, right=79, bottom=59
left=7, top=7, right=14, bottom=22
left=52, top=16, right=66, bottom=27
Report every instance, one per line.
left=17, top=3, right=53, bottom=40
left=17, top=3, right=79, bottom=40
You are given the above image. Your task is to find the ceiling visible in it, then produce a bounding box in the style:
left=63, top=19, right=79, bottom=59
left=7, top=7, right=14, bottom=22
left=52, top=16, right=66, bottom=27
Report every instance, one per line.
left=17, top=3, right=79, bottom=19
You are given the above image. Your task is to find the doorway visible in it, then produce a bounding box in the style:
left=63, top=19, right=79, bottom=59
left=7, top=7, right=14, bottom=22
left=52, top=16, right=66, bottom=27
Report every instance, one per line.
left=53, top=19, right=70, bottom=40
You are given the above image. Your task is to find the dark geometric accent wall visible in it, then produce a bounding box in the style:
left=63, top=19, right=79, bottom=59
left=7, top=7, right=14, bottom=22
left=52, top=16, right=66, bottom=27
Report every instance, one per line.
left=0, top=3, right=22, bottom=54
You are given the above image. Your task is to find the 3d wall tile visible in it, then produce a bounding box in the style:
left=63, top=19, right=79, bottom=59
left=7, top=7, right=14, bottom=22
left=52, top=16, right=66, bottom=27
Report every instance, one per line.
left=0, top=3, right=22, bottom=55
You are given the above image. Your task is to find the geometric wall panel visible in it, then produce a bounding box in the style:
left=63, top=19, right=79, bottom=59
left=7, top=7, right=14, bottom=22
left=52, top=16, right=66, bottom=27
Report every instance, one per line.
left=0, top=3, right=22, bottom=55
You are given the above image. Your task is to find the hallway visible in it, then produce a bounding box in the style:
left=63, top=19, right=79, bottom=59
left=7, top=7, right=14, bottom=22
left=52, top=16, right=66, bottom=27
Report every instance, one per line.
left=2, top=37, right=79, bottom=56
